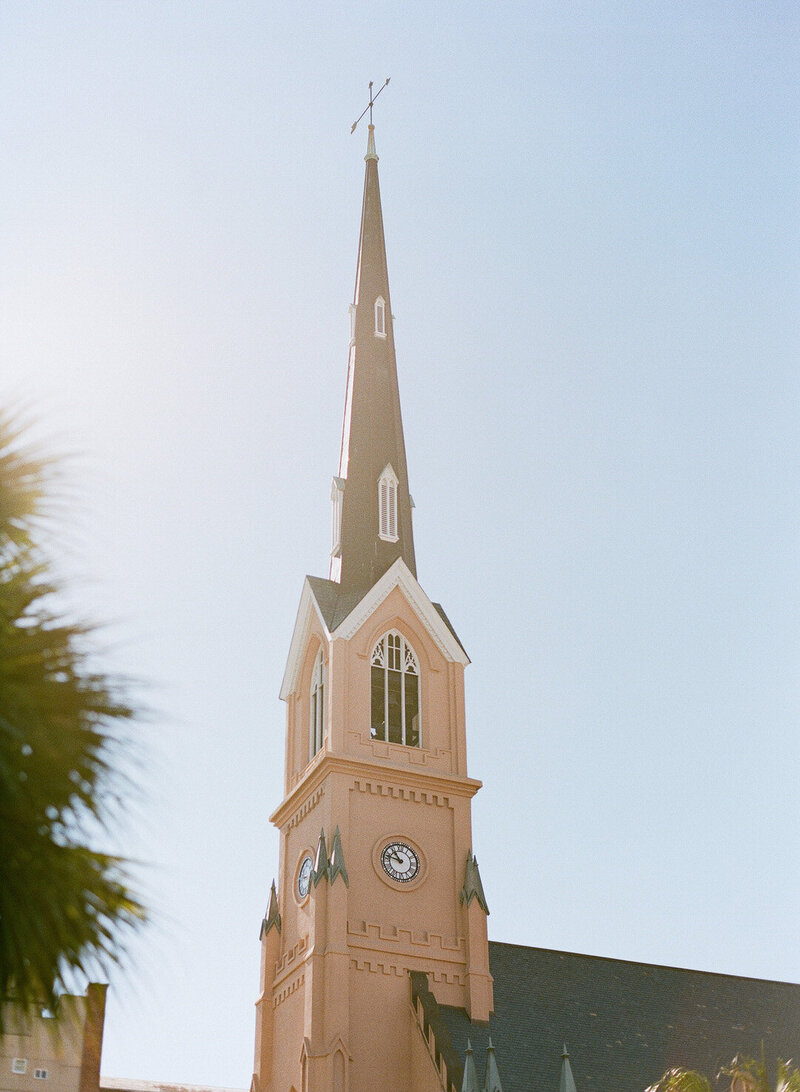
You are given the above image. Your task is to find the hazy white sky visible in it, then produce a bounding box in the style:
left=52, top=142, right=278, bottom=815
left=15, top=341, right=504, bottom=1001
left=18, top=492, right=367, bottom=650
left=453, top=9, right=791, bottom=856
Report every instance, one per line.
left=2, top=2, right=799, bottom=1087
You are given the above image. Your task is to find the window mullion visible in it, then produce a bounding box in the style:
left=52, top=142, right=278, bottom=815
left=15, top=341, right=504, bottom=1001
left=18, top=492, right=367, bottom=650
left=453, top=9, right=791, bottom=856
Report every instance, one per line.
left=400, top=640, right=406, bottom=745
left=383, top=638, right=389, bottom=742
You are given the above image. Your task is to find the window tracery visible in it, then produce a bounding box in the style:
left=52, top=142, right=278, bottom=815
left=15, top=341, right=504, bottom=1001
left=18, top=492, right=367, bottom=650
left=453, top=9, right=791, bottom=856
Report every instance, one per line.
left=370, top=631, right=420, bottom=747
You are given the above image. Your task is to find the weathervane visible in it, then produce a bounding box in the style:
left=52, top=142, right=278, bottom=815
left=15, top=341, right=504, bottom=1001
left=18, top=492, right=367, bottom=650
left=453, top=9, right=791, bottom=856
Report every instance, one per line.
left=351, top=78, right=390, bottom=134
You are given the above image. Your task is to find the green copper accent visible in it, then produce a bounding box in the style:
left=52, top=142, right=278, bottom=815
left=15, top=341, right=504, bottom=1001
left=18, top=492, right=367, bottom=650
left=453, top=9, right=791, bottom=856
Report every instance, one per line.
left=484, top=1037, right=503, bottom=1092
left=328, top=826, right=350, bottom=887
left=461, top=1039, right=480, bottom=1092
left=460, top=850, right=490, bottom=914
left=312, top=828, right=329, bottom=887
left=559, top=1045, right=578, bottom=1092
left=260, top=879, right=281, bottom=938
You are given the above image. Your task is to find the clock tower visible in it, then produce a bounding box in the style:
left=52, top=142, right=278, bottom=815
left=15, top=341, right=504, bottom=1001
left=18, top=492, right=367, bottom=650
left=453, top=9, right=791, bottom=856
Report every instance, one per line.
left=252, top=123, right=492, bottom=1092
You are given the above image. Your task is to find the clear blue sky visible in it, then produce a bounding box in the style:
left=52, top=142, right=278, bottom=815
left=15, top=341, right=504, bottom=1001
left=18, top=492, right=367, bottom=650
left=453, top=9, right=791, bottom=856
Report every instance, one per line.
left=2, top=2, right=799, bottom=1086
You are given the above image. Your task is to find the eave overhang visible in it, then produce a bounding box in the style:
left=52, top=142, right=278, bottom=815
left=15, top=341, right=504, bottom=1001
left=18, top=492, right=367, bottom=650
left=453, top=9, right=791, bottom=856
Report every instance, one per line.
left=280, top=558, right=470, bottom=701
left=270, top=750, right=482, bottom=829
left=279, top=578, right=332, bottom=700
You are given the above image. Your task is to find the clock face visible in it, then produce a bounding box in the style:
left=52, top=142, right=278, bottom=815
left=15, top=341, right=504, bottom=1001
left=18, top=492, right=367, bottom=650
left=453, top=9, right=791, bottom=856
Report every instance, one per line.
left=297, top=854, right=313, bottom=900
left=380, top=840, right=420, bottom=883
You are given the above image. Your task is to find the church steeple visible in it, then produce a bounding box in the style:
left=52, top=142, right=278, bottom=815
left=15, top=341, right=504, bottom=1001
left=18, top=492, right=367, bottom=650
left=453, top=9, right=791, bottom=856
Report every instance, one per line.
left=331, top=122, right=416, bottom=591
left=257, top=110, right=487, bottom=1092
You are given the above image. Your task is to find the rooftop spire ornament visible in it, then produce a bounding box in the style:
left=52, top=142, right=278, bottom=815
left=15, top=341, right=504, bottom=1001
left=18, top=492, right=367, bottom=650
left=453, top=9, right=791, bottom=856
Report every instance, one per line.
left=350, top=77, right=390, bottom=133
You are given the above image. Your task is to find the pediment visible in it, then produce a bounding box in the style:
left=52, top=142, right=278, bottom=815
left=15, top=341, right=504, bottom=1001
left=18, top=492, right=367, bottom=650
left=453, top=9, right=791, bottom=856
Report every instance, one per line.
left=280, top=559, right=468, bottom=700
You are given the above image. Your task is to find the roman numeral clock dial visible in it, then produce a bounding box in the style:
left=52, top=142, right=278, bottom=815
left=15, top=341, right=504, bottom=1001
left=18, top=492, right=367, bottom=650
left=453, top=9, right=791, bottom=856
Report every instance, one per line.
left=380, top=840, right=420, bottom=883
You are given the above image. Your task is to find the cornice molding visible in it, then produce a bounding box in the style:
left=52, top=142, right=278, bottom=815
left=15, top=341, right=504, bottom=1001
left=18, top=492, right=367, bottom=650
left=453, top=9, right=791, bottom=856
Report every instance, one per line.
left=269, top=751, right=482, bottom=828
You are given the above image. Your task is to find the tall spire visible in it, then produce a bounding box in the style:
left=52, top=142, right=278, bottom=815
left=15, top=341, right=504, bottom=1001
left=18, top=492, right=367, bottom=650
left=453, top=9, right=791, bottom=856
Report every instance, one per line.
left=331, top=122, right=416, bottom=591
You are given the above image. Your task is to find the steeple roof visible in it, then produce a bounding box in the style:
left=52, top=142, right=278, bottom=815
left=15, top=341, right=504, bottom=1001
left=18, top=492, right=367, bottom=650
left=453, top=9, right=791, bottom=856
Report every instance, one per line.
left=259, top=880, right=281, bottom=939
left=462, top=1041, right=480, bottom=1092
left=484, top=1038, right=504, bottom=1092
left=559, top=1045, right=578, bottom=1092
left=333, top=123, right=416, bottom=592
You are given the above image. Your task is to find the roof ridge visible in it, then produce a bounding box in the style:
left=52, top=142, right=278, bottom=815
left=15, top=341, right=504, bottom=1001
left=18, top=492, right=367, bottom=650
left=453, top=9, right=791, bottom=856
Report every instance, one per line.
left=486, top=940, right=800, bottom=987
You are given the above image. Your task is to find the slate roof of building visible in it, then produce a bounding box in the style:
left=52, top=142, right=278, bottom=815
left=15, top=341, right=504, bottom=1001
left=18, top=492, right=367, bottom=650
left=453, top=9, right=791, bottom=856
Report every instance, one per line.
left=439, top=941, right=800, bottom=1092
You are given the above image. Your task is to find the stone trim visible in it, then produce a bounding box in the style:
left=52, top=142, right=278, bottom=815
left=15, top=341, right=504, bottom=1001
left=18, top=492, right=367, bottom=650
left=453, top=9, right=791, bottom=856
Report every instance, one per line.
left=270, top=752, right=480, bottom=827
left=348, top=920, right=465, bottom=961
left=273, top=972, right=305, bottom=1010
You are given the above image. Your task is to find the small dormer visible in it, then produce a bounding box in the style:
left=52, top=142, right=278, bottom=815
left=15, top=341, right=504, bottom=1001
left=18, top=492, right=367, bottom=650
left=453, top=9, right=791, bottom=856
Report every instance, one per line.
left=374, top=296, right=386, bottom=338
left=378, top=464, right=399, bottom=542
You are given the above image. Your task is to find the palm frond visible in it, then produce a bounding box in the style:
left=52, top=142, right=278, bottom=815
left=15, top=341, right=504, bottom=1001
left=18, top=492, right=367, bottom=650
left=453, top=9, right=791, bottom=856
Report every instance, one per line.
left=646, top=1069, right=713, bottom=1092
left=0, top=413, right=145, bottom=1025
left=776, top=1061, right=800, bottom=1092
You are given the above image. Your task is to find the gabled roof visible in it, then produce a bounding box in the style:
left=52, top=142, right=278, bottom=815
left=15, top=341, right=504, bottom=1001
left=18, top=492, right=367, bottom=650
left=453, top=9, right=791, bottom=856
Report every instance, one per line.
left=306, top=576, right=367, bottom=633
left=439, top=942, right=800, bottom=1092
left=281, top=559, right=468, bottom=699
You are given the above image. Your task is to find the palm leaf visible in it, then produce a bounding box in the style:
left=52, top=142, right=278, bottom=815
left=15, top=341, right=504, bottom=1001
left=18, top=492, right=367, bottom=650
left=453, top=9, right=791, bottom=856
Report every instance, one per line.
left=0, top=412, right=145, bottom=1024
left=646, top=1069, right=713, bottom=1092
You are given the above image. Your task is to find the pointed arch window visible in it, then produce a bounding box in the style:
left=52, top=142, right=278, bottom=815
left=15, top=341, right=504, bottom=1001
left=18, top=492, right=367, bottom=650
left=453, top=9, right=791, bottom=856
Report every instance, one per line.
left=370, top=631, right=420, bottom=747
left=378, top=464, right=399, bottom=542
left=374, top=296, right=386, bottom=338
left=310, top=648, right=326, bottom=758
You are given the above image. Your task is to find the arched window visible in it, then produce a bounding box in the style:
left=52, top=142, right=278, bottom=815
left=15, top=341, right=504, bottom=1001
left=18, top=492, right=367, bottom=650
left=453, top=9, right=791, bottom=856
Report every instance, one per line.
left=310, top=648, right=325, bottom=758
left=370, top=632, right=419, bottom=747
left=378, top=464, right=398, bottom=542
left=333, top=1051, right=345, bottom=1092
left=374, top=296, right=386, bottom=338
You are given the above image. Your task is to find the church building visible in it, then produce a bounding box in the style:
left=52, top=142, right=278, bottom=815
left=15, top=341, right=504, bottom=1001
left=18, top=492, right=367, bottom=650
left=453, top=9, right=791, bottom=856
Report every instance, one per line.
left=250, top=120, right=800, bottom=1092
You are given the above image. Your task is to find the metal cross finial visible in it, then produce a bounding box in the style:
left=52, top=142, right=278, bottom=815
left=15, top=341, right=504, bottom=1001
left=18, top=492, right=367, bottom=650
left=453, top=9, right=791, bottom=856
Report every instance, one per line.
left=350, top=78, right=390, bottom=134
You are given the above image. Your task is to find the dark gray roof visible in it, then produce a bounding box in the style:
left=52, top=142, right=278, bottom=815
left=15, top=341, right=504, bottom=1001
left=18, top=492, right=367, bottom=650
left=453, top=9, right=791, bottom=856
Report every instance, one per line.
left=306, top=576, right=367, bottom=632
left=438, top=942, right=800, bottom=1092
left=306, top=575, right=467, bottom=656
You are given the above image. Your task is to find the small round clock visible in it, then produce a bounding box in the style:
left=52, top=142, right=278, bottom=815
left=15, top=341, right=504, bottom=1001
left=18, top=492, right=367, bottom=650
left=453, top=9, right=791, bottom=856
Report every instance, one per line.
left=297, top=853, right=314, bottom=900
left=380, top=840, right=420, bottom=883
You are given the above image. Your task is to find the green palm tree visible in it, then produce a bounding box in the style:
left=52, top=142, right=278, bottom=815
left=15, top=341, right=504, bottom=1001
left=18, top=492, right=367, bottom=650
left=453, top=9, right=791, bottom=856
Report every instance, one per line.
left=0, top=414, right=145, bottom=1024
left=647, top=1053, right=800, bottom=1092
left=646, top=1067, right=713, bottom=1092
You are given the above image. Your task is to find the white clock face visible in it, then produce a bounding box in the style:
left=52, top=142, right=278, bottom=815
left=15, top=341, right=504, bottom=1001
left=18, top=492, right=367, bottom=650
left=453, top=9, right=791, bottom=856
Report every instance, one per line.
left=380, top=841, right=420, bottom=883
left=297, top=854, right=313, bottom=900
